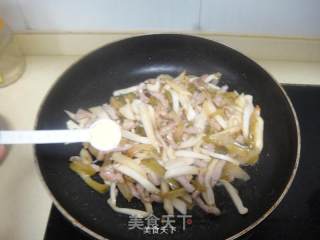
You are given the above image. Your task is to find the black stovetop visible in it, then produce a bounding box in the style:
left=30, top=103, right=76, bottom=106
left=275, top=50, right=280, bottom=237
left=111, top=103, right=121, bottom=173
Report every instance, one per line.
left=43, top=85, right=320, bottom=240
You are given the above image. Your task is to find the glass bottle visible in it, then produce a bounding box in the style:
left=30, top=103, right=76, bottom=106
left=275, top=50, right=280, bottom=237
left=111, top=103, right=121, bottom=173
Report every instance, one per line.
left=0, top=17, right=25, bottom=88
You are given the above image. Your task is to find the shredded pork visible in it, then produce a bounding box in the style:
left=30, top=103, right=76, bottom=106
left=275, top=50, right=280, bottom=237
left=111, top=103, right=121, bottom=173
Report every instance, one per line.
left=65, top=72, right=264, bottom=217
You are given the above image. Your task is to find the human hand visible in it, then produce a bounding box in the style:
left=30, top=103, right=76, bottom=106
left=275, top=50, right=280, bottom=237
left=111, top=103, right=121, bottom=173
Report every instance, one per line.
left=0, top=145, right=6, bottom=160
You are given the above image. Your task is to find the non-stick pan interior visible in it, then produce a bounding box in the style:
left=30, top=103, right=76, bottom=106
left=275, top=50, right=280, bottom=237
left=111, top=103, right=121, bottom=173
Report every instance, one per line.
left=35, top=34, right=299, bottom=240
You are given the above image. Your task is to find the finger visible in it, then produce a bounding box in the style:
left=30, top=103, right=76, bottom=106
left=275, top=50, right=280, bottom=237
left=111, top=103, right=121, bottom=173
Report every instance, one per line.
left=0, top=145, right=6, bottom=160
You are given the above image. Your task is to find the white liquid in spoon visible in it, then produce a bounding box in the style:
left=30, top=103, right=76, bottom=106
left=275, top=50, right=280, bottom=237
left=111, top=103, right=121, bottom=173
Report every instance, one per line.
left=89, top=119, right=122, bottom=151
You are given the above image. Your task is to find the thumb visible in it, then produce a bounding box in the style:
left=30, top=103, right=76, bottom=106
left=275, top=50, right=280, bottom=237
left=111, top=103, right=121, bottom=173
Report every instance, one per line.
left=0, top=145, right=6, bottom=160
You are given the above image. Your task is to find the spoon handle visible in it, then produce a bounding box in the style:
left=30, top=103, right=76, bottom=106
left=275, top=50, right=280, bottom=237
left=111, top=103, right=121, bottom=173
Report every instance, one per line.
left=0, top=129, right=90, bottom=144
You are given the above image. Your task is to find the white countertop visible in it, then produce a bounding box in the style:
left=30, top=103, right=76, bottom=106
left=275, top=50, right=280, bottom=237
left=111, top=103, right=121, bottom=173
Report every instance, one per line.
left=0, top=53, right=319, bottom=240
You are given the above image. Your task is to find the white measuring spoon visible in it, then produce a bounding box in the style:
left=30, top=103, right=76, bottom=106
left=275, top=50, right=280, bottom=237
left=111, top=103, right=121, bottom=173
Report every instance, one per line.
left=0, top=119, right=121, bottom=151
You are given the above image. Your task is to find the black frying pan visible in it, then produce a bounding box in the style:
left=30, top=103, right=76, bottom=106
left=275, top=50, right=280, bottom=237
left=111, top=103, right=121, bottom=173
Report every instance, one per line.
left=35, top=34, right=300, bottom=240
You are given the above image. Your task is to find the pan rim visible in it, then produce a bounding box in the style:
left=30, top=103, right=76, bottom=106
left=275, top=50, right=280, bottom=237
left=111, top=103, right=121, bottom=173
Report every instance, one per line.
left=33, top=33, right=301, bottom=240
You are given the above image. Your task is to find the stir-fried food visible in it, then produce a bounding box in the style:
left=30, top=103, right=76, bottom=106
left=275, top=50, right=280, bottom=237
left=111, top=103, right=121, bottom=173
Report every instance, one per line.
left=65, top=72, right=264, bottom=217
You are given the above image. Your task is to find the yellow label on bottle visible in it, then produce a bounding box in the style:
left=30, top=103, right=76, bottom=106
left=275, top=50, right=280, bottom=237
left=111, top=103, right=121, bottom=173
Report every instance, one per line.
left=0, top=18, right=3, bottom=31
left=0, top=73, right=4, bottom=84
